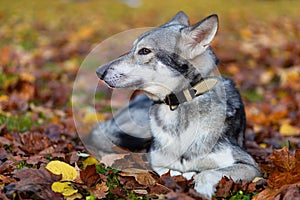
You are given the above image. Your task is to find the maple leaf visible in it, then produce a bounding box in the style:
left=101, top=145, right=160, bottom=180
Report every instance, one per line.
left=254, top=147, right=300, bottom=199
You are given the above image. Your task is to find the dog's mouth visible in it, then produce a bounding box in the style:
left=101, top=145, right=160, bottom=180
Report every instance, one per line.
left=103, top=78, right=145, bottom=90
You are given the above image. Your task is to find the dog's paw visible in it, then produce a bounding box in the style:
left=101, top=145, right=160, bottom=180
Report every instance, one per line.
left=193, top=171, right=222, bottom=199
left=182, top=172, right=196, bottom=180
left=194, top=181, right=215, bottom=199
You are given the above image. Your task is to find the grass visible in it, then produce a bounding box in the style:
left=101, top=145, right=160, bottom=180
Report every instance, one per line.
left=0, top=112, right=38, bottom=132
left=1, top=0, right=299, bottom=45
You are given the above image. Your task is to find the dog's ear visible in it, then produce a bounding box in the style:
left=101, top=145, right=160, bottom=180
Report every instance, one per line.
left=165, top=11, right=189, bottom=26
left=179, top=14, right=218, bottom=59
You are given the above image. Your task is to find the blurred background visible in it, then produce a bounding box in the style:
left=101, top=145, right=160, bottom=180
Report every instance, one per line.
left=0, top=1, right=300, bottom=199
left=0, top=0, right=300, bottom=156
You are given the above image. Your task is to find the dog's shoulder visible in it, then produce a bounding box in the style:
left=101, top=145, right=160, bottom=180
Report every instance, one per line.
left=219, top=76, right=246, bottom=147
left=220, top=77, right=244, bottom=116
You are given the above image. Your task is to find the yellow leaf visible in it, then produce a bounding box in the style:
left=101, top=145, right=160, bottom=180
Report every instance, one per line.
left=0, top=95, right=9, bottom=102
left=252, top=177, right=264, bottom=183
left=82, top=157, right=99, bottom=168
left=65, top=192, right=82, bottom=200
left=83, top=112, right=106, bottom=124
left=279, top=124, right=300, bottom=136
left=20, top=72, right=35, bottom=83
left=46, top=160, right=78, bottom=181
left=259, top=143, right=267, bottom=148
left=51, top=181, right=78, bottom=196
left=240, top=28, right=252, bottom=40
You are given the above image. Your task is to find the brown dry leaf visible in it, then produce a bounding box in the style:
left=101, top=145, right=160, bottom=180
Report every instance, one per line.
left=101, top=153, right=127, bottom=167
left=19, top=132, right=51, bottom=154
left=253, top=182, right=300, bottom=200
left=8, top=167, right=63, bottom=200
left=254, top=147, right=300, bottom=200
left=148, top=183, right=171, bottom=195
left=105, top=153, right=149, bottom=170
left=26, top=154, right=48, bottom=165
left=269, top=146, right=296, bottom=172
left=215, top=176, right=235, bottom=198
left=0, top=174, right=16, bottom=184
left=165, top=191, right=195, bottom=200
left=119, top=168, right=156, bottom=186
left=118, top=175, right=146, bottom=190
left=89, top=182, right=109, bottom=199
left=0, top=136, right=11, bottom=146
left=159, top=176, right=182, bottom=191
left=14, top=79, right=35, bottom=101
left=110, top=186, right=127, bottom=198
left=80, top=165, right=100, bottom=188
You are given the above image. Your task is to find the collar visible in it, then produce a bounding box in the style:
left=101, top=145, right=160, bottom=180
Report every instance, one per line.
left=153, top=77, right=220, bottom=111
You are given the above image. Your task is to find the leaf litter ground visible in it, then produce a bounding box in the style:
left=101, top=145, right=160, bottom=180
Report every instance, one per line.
left=0, top=1, right=300, bottom=199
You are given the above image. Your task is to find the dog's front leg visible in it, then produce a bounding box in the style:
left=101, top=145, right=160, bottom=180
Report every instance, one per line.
left=193, top=163, right=261, bottom=199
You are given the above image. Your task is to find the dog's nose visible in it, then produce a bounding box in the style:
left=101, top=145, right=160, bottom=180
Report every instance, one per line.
left=96, top=66, right=108, bottom=80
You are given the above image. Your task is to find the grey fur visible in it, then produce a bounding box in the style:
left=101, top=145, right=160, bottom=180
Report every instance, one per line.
left=93, top=11, right=261, bottom=199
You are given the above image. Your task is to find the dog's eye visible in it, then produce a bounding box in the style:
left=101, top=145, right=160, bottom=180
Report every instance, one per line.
left=138, top=48, right=151, bottom=55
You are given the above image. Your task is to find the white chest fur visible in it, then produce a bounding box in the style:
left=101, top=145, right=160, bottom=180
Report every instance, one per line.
left=149, top=92, right=229, bottom=173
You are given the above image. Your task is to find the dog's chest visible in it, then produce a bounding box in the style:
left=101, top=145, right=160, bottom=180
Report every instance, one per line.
left=149, top=103, right=204, bottom=153
left=149, top=98, right=226, bottom=154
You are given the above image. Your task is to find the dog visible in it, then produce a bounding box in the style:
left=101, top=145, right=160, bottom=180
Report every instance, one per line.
left=92, top=11, right=261, bottom=199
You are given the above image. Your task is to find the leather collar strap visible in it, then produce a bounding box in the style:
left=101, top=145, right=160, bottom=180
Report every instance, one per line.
left=154, top=77, right=220, bottom=111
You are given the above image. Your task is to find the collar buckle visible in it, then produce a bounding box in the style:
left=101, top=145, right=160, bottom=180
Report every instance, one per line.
left=163, top=77, right=220, bottom=111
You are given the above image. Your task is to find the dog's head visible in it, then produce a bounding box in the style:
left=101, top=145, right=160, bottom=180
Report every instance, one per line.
left=97, top=11, right=219, bottom=100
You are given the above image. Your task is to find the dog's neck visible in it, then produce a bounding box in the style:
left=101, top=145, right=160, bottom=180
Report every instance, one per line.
left=154, top=77, right=219, bottom=111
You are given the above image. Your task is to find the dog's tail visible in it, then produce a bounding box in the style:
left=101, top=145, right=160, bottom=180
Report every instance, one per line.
left=83, top=95, right=153, bottom=158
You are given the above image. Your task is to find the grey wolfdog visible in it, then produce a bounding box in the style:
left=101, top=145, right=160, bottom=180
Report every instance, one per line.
left=91, top=11, right=261, bottom=199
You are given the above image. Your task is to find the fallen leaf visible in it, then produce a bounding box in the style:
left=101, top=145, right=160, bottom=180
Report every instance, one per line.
left=46, top=160, right=78, bottom=181
left=0, top=95, right=9, bottom=102
left=148, top=183, right=171, bottom=195
left=51, top=181, right=78, bottom=197
left=0, top=174, right=15, bottom=184
left=269, top=146, right=296, bottom=172
left=80, top=165, right=100, bottom=187
left=89, top=182, right=109, bottom=199
left=19, top=72, right=35, bottom=83
left=165, top=191, right=195, bottom=200
left=215, top=176, right=234, bottom=198
left=110, top=186, right=127, bottom=198
left=82, top=156, right=99, bottom=168
left=253, top=182, right=300, bottom=200
left=19, top=132, right=51, bottom=154
left=7, top=167, right=63, bottom=199
left=119, top=168, right=156, bottom=186
left=65, top=192, right=83, bottom=200
left=279, top=124, right=300, bottom=136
